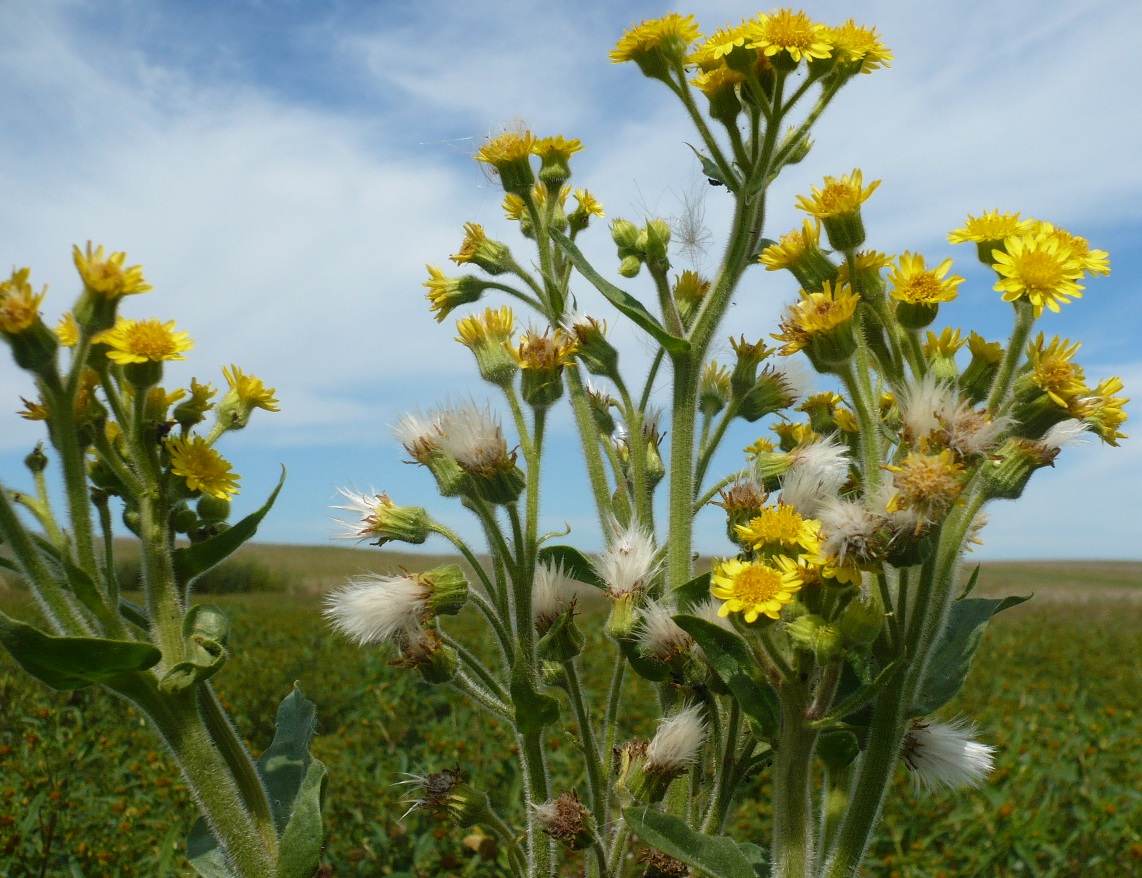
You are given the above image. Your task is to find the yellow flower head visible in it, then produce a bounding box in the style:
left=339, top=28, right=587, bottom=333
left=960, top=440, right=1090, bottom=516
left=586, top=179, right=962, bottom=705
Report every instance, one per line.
left=531, top=135, right=583, bottom=163
left=98, top=318, right=193, bottom=365
left=450, top=222, right=513, bottom=275
left=992, top=233, right=1085, bottom=317
left=475, top=129, right=536, bottom=194
left=967, top=331, right=1003, bottom=364
left=424, top=265, right=485, bottom=322
left=760, top=219, right=822, bottom=271
left=18, top=396, right=49, bottom=420
left=735, top=503, right=822, bottom=558
left=710, top=556, right=802, bottom=623
left=611, top=13, right=701, bottom=73
left=826, top=19, right=892, bottom=73
left=689, top=20, right=755, bottom=69
left=72, top=242, right=152, bottom=299
left=0, top=268, right=46, bottom=335
left=947, top=210, right=1034, bottom=245
left=513, top=327, right=577, bottom=370
left=888, top=252, right=964, bottom=305
left=885, top=448, right=967, bottom=528
left=795, top=169, right=880, bottom=220
left=456, top=305, right=514, bottom=349
left=55, top=312, right=80, bottom=347
left=690, top=65, right=747, bottom=102
left=1032, top=221, right=1110, bottom=277
left=772, top=280, right=860, bottom=356
left=923, top=327, right=967, bottom=358
left=502, top=194, right=526, bottom=221
left=1075, top=377, right=1128, bottom=446
left=572, top=188, right=605, bottom=218
left=747, top=9, right=832, bottom=67
left=166, top=434, right=240, bottom=499
left=1025, top=333, right=1087, bottom=408
left=222, top=364, right=279, bottom=413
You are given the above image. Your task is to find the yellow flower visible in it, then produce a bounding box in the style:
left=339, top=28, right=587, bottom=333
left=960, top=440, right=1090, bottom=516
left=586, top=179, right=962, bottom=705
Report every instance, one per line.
left=992, top=233, right=1085, bottom=317
left=885, top=449, right=966, bottom=528
left=772, top=280, right=860, bottom=356
left=572, top=189, right=604, bottom=218
left=746, top=9, right=832, bottom=66
left=456, top=305, right=514, bottom=349
left=611, top=13, right=701, bottom=69
left=55, top=312, right=80, bottom=347
left=0, top=268, right=46, bottom=335
left=424, top=265, right=486, bottom=322
left=947, top=210, right=1034, bottom=245
left=710, top=556, right=803, bottom=623
left=531, top=136, right=583, bottom=162
left=1032, top=221, right=1110, bottom=277
left=888, top=252, right=963, bottom=304
left=689, top=20, right=756, bottom=69
left=474, top=129, right=535, bottom=167
left=222, top=364, right=279, bottom=413
left=72, top=242, right=152, bottom=299
left=513, top=327, right=577, bottom=371
left=744, top=437, right=776, bottom=460
left=1076, top=377, right=1128, bottom=446
left=18, top=396, right=49, bottom=420
left=735, top=504, right=822, bottom=557
left=795, top=169, right=879, bottom=220
left=166, top=434, right=240, bottom=499
left=923, top=327, right=967, bottom=358
left=826, top=19, right=892, bottom=73
left=98, top=318, right=193, bottom=365
left=503, top=194, right=526, bottom=221
left=760, top=219, right=822, bottom=271
left=1025, top=334, right=1087, bottom=408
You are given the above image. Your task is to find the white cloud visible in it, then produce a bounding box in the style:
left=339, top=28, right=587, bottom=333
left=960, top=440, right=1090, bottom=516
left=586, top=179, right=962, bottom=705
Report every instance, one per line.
left=1, top=0, right=1139, bottom=557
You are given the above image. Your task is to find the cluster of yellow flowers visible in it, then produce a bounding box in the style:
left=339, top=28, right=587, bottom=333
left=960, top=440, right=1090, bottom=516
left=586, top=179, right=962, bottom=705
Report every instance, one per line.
left=0, top=245, right=279, bottom=505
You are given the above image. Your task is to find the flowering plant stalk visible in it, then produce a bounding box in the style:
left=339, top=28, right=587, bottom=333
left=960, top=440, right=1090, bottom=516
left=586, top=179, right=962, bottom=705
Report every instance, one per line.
left=330, top=9, right=1127, bottom=878
left=0, top=249, right=325, bottom=877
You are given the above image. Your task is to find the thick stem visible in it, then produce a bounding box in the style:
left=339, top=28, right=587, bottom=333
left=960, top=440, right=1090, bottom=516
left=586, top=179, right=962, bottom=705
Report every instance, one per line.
left=771, top=685, right=818, bottom=878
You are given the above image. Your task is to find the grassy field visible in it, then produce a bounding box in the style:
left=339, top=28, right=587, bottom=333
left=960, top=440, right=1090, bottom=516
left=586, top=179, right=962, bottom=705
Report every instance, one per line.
left=1, top=547, right=1139, bottom=876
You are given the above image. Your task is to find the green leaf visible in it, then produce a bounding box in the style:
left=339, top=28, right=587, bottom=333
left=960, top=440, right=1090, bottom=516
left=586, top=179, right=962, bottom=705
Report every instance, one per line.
left=159, top=605, right=231, bottom=694
left=955, top=564, right=982, bottom=600
left=684, top=143, right=736, bottom=191
left=673, top=572, right=711, bottom=613
left=0, top=610, right=161, bottom=690
left=673, top=615, right=779, bottom=740
left=61, top=556, right=109, bottom=619
left=118, top=598, right=150, bottom=630
left=549, top=229, right=690, bottom=355
left=187, top=683, right=326, bottom=878
left=537, top=544, right=605, bottom=590
left=174, top=469, right=285, bottom=589
left=910, top=594, right=1031, bottom=717
left=623, top=808, right=768, bottom=878
left=817, top=730, right=861, bottom=772
left=510, top=658, right=560, bottom=734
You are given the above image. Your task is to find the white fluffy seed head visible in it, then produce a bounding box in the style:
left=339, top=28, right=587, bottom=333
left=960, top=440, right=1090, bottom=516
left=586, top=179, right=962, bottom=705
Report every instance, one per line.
left=817, top=497, right=883, bottom=564
left=903, top=718, right=995, bottom=791
left=635, top=600, right=693, bottom=661
left=899, top=372, right=959, bottom=445
left=435, top=400, right=508, bottom=471
left=646, top=704, right=707, bottom=773
left=324, top=574, right=428, bottom=645
left=780, top=439, right=850, bottom=517
left=533, top=561, right=580, bottom=624
left=597, top=519, right=660, bottom=596
left=392, top=410, right=440, bottom=460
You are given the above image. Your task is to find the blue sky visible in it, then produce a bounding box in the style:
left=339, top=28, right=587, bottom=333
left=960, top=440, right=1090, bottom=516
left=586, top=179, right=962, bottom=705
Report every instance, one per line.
left=1, top=0, right=1140, bottom=560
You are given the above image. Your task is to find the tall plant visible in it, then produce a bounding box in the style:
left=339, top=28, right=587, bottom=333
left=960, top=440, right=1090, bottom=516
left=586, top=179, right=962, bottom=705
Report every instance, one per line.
left=0, top=247, right=325, bottom=877
left=326, top=9, right=1126, bottom=878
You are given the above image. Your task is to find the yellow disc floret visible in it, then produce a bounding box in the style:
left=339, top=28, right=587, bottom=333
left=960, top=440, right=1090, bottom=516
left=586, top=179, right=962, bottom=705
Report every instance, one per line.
left=711, top=556, right=802, bottom=623
left=166, top=434, right=240, bottom=499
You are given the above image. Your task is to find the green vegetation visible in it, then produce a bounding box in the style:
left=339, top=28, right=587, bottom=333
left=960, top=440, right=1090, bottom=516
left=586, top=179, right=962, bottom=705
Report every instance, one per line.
left=1, top=550, right=1139, bottom=876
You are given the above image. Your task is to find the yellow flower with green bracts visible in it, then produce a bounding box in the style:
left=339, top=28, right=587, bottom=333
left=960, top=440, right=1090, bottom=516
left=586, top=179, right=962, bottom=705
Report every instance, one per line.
left=888, top=252, right=964, bottom=304
left=98, top=318, right=193, bottom=365
left=747, top=9, right=832, bottom=66
left=735, top=504, right=822, bottom=558
left=1025, top=334, right=1086, bottom=408
left=710, top=556, right=803, bottom=623
left=531, top=136, right=582, bottom=162
left=166, top=434, right=240, bottom=499
left=0, top=268, right=46, bottom=335
left=885, top=449, right=966, bottom=529
left=825, top=19, right=892, bottom=73
left=1032, top=221, right=1110, bottom=277
left=923, top=327, right=967, bottom=358
left=689, top=20, right=755, bottom=69
left=55, top=312, right=80, bottom=347
left=1076, top=377, right=1128, bottom=447
left=610, top=13, right=701, bottom=66
left=772, top=280, right=860, bottom=356
left=947, top=210, right=1033, bottom=245
left=992, top=233, right=1085, bottom=317
left=72, top=242, right=152, bottom=299
left=795, top=169, right=879, bottom=220
left=474, top=129, right=535, bottom=168
left=222, top=365, right=279, bottom=414
left=760, top=220, right=822, bottom=271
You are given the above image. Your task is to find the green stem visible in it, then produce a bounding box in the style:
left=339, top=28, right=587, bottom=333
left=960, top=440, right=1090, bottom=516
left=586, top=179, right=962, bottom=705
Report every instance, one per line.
left=566, top=369, right=614, bottom=529
left=986, top=299, right=1036, bottom=413
left=771, top=685, right=817, bottom=878
left=563, top=660, right=606, bottom=825
left=122, top=679, right=277, bottom=877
